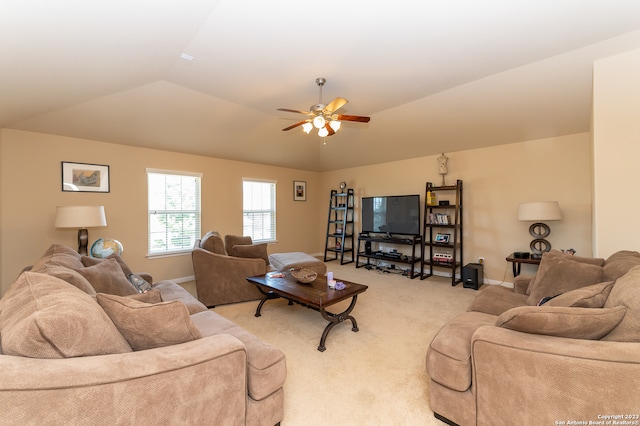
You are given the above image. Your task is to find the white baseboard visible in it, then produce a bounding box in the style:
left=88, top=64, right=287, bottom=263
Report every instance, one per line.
left=169, top=275, right=195, bottom=284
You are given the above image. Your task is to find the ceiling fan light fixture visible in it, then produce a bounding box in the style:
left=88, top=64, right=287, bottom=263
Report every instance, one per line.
left=278, top=78, right=370, bottom=140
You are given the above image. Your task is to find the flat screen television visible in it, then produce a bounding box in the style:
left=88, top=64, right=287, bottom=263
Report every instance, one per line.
left=361, top=195, right=421, bottom=236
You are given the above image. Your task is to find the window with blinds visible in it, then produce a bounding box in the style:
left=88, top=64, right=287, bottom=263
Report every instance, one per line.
left=147, top=169, right=202, bottom=256
left=243, top=179, right=276, bottom=242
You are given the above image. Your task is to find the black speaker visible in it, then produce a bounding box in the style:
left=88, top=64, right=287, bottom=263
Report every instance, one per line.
left=462, top=263, right=483, bottom=290
left=365, top=241, right=372, bottom=255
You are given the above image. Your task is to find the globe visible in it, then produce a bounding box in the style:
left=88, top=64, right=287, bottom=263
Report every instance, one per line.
left=90, top=238, right=124, bottom=258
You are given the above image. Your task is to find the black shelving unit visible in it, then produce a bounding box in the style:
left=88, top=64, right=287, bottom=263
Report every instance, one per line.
left=355, top=233, right=422, bottom=279
left=421, top=179, right=463, bottom=286
left=324, top=188, right=354, bottom=264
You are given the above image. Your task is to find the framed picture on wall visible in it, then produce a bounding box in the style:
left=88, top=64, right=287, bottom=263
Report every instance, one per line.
left=293, top=180, right=306, bottom=201
left=61, top=161, right=110, bottom=192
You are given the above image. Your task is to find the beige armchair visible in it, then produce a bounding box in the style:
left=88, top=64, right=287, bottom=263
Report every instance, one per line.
left=192, top=231, right=268, bottom=308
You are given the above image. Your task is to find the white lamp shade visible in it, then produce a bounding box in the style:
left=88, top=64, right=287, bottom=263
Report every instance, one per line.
left=55, top=205, right=107, bottom=228
left=517, top=201, right=562, bottom=221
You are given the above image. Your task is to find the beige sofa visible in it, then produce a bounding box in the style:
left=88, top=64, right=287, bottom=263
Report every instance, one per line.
left=0, top=244, right=286, bottom=425
left=426, top=250, right=640, bottom=426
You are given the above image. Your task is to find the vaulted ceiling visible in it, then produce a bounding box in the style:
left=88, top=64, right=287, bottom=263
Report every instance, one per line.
left=2, top=1, right=640, bottom=171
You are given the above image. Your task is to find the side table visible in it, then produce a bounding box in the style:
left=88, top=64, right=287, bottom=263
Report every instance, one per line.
left=505, top=253, right=541, bottom=277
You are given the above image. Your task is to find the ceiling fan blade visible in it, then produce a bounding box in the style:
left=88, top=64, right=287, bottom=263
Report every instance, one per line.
left=325, top=123, right=336, bottom=136
left=282, top=119, right=310, bottom=131
left=337, top=114, right=371, bottom=123
left=323, top=97, right=348, bottom=114
left=277, top=108, right=311, bottom=115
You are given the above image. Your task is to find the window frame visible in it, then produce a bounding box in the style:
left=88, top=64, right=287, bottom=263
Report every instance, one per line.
left=146, top=168, right=202, bottom=257
left=242, top=178, right=277, bottom=243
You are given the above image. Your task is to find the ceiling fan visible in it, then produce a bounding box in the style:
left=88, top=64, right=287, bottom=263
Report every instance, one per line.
left=278, top=77, right=370, bottom=138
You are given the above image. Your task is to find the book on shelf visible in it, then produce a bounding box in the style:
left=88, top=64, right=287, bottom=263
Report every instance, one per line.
left=428, top=213, right=450, bottom=225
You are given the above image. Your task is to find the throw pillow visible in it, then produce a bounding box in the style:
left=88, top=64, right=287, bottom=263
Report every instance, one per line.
left=495, top=305, right=627, bottom=340
left=602, top=265, right=640, bottom=342
left=233, top=243, right=269, bottom=265
left=76, top=258, right=139, bottom=296
left=225, top=235, right=252, bottom=257
left=81, top=254, right=133, bottom=277
left=126, top=289, right=163, bottom=304
left=526, top=256, right=604, bottom=306
left=546, top=281, right=615, bottom=308
left=96, top=293, right=202, bottom=351
left=603, top=250, right=640, bottom=282
left=200, top=231, right=226, bottom=255
left=30, top=244, right=84, bottom=272
left=41, top=263, right=97, bottom=296
left=0, top=272, right=132, bottom=358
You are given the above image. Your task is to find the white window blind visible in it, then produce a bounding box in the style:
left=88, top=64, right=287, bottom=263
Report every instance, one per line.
left=243, top=179, right=276, bottom=242
left=147, top=169, right=202, bottom=255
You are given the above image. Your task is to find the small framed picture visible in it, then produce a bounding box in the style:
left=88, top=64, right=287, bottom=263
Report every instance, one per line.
left=435, top=233, right=450, bottom=244
left=293, top=180, right=306, bottom=201
left=61, top=161, right=110, bottom=193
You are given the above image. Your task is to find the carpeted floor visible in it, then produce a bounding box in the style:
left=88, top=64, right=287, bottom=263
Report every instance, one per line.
left=213, top=262, right=478, bottom=426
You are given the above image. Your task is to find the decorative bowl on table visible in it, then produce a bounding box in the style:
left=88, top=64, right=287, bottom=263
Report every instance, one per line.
left=291, top=268, right=317, bottom=284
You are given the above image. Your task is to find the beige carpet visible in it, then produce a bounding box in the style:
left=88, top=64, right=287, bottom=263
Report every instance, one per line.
left=213, top=263, right=478, bottom=426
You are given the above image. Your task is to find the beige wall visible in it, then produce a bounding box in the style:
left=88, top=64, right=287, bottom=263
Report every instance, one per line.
left=0, top=129, right=595, bottom=294
left=592, top=48, right=640, bottom=257
left=321, top=133, right=594, bottom=283
left=0, top=129, right=322, bottom=294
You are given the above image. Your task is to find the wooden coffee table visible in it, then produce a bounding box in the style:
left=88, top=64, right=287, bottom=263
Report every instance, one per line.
left=246, top=272, right=368, bottom=352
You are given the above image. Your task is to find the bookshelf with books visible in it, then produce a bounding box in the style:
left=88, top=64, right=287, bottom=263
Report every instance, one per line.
left=421, top=180, right=463, bottom=286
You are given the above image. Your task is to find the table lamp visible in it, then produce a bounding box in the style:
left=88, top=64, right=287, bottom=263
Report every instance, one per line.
left=55, top=205, right=107, bottom=255
left=517, top=201, right=562, bottom=258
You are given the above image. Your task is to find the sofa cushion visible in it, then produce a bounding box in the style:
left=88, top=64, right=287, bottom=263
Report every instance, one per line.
left=0, top=272, right=132, bottom=358
left=233, top=243, right=269, bottom=265
left=467, top=285, right=528, bottom=316
left=81, top=254, right=134, bottom=277
left=97, top=293, right=202, bottom=351
left=602, top=265, right=640, bottom=342
left=526, top=254, right=604, bottom=306
left=151, top=280, right=208, bottom=314
left=191, top=310, right=287, bottom=401
left=603, top=250, right=640, bottom=282
left=225, top=235, right=253, bottom=257
left=426, top=311, right=496, bottom=392
left=41, top=263, right=96, bottom=296
left=496, top=305, right=627, bottom=340
left=546, top=281, right=615, bottom=308
left=76, top=258, right=139, bottom=296
left=30, top=243, right=84, bottom=272
left=200, top=231, right=226, bottom=255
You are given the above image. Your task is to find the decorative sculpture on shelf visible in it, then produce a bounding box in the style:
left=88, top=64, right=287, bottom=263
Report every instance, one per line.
left=438, top=153, right=449, bottom=185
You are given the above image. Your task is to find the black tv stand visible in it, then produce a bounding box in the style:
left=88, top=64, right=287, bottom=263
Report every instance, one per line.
left=356, top=233, right=422, bottom=279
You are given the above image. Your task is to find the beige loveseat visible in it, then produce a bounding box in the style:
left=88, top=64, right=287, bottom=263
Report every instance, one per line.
left=426, top=250, right=640, bottom=426
left=0, top=244, right=286, bottom=425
